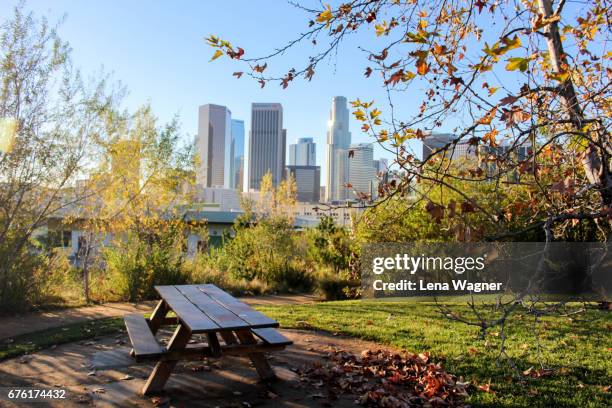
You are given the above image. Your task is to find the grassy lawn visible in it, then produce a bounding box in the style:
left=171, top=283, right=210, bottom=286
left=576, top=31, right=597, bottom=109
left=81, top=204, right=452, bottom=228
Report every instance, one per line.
left=259, top=300, right=612, bottom=408
left=0, top=300, right=609, bottom=407
left=0, top=318, right=125, bottom=361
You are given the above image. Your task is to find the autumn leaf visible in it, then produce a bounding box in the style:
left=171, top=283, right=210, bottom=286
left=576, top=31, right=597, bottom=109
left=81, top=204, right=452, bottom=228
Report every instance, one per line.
left=316, top=5, right=333, bottom=26
left=478, top=107, right=497, bottom=125
left=549, top=70, right=570, bottom=82
left=500, top=94, right=518, bottom=105
left=416, top=60, right=429, bottom=75
left=425, top=201, right=445, bottom=223
left=232, top=72, right=243, bottom=78
left=210, top=49, right=223, bottom=61
left=482, top=128, right=498, bottom=147
left=364, top=67, right=373, bottom=77
left=475, top=0, right=487, bottom=14
left=506, top=57, right=531, bottom=72
left=253, top=63, right=267, bottom=73
left=501, top=35, right=521, bottom=52
left=461, top=200, right=476, bottom=213
left=375, top=21, right=388, bottom=36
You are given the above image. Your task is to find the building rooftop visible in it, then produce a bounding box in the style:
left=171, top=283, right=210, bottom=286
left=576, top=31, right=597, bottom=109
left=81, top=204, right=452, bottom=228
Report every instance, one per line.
left=182, top=210, right=243, bottom=224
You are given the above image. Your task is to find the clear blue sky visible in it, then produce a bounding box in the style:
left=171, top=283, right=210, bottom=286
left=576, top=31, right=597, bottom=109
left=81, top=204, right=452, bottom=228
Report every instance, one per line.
left=0, top=0, right=436, bottom=185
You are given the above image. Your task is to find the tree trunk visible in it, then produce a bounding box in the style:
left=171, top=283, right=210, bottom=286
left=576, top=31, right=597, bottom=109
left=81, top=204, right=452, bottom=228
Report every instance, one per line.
left=537, top=0, right=612, bottom=208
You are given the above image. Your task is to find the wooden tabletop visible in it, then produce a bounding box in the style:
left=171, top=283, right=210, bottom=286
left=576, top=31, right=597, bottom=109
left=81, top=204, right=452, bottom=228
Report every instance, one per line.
left=154, top=284, right=279, bottom=334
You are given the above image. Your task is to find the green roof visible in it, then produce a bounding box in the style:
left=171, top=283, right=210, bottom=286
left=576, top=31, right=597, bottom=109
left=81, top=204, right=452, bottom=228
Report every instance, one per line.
left=183, top=210, right=242, bottom=224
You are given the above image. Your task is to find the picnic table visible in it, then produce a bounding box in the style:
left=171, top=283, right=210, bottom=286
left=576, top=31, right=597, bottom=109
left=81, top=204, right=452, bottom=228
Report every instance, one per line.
left=124, top=284, right=292, bottom=395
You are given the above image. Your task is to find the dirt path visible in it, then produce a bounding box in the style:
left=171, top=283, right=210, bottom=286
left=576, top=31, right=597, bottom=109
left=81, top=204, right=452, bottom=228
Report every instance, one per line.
left=0, top=329, right=397, bottom=407
left=0, top=294, right=318, bottom=340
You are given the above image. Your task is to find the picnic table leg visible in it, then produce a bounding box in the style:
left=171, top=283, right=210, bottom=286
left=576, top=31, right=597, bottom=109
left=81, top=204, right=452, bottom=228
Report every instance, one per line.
left=219, top=331, right=238, bottom=345
left=235, top=330, right=276, bottom=381
left=148, top=300, right=169, bottom=334
left=142, top=324, right=192, bottom=395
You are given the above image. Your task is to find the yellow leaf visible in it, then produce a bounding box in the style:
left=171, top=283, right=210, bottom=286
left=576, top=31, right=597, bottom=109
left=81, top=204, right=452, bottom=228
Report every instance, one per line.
left=375, top=22, right=388, bottom=37
left=316, top=5, right=333, bottom=26
left=370, top=109, right=382, bottom=119
left=506, top=57, right=530, bottom=72
left=488, top=87, right=499, bottom=96
left=549, top=71, right=570, bottom=82
left=501, top=35, right=521, bottom=51
left=350, top=99, right=362, bottom=108
left=353, top=109, right=366, bottom=121
left=403, top=71, right=416, bottom=81
left=210, top=49, right=224, bottom=61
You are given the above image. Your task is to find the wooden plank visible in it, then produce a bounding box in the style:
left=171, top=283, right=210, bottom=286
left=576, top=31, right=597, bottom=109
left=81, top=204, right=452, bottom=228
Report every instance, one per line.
left=175, top=285, right=251, bottom=330
left=235, top=330, right=276, bottom=381
left=198, top=284, right=279, bottom=328
left=155, top=285, right=219, bottom=333
left=252, top=328, right=293, bottom=346
left=142, top=324, right=192, bottom=395
left=124, top=314, right=164, bottom=361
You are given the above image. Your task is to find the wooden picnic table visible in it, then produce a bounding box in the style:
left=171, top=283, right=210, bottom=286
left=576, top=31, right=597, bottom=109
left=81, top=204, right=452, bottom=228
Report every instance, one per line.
left=124, top=284, right=292, bottom=395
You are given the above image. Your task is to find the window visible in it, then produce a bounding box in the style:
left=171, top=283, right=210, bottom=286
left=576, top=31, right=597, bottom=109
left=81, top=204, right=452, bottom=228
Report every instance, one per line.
left=49, top=230, right=72, bottom=248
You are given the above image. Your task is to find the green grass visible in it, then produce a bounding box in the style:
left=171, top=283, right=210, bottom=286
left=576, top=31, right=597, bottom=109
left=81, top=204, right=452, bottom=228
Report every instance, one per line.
left=0, top=301, right=609, bottom=407
left=258, top=300, right=612, bottom=408
left=0, top=318, right=124, bottom=361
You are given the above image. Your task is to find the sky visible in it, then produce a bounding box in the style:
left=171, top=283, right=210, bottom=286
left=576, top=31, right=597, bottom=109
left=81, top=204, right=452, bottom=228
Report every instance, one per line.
left=0, top=1, right=432, bottom=188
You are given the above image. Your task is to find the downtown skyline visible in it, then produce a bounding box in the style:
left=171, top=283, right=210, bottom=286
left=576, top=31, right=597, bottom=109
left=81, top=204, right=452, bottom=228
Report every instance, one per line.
left=196, top=97, right=386, bottom=199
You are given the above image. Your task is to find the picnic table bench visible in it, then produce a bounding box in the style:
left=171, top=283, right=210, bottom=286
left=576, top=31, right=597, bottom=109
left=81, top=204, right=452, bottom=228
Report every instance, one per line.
left=124, top=284, right=292, bottom=395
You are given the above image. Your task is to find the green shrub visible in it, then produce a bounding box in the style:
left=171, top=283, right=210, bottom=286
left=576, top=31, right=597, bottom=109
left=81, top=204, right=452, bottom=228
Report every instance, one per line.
left=317, top=269, right=361, bottom=301
left=105, top=221, right=188, bottom=302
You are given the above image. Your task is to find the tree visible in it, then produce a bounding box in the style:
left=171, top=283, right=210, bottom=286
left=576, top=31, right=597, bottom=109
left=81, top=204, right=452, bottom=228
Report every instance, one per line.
left=207, top=0, right=611, bottom=240
left=75, top=105, right=194, bottom=302
left=206, top=0, right=611, bottom=366
left=0, top=6, right=118, bottom=312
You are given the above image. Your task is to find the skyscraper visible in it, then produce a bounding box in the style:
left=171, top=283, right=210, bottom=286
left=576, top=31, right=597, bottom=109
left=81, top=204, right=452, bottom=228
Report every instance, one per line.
left=326, top=96, right=352, bottom=202
left=348, top=143, right=377, bottom=199
left=374, top=158, right=389, bottom=174
left=196, top=104, right=233, bottom=189
left=422, top=133, right=476, bottom=162
left=248, top=103, right=285, bottom=190
left=289, top=137, right=316, bottom=166
left=231, top=119, right=245, bottom=191
left=286, top=165, right=320, bottom=203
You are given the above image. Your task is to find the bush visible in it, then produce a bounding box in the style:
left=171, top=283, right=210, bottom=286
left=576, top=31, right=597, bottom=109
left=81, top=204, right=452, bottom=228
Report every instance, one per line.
left=317, top=269, right=361, bottom=301
left=215, top=216, right=315, bottom=293
left=105, top=221, right=188, bottom=302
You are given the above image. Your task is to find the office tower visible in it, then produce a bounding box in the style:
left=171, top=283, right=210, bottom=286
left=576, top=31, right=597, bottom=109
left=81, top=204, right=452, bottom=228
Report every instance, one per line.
left=248, top=103, right=285, bottom=190
left=289, top=137, right=316, bottom=166
left=348, top=143, right=377, bottom=199
left=231, top=119, right=245, bottom=191
left=326, top=96, right=352, bottom=202
left=286, top=165, right=321, bottom=203
left=374, top=158, right=389, bottom=174
left=422, top=133, right=476, bottom=162
left=196, top=104, right=233, bottom=189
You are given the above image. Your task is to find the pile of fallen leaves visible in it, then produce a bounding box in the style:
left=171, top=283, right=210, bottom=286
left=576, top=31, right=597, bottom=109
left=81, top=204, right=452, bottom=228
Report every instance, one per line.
left=301, top=348, right=469, bottom=407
